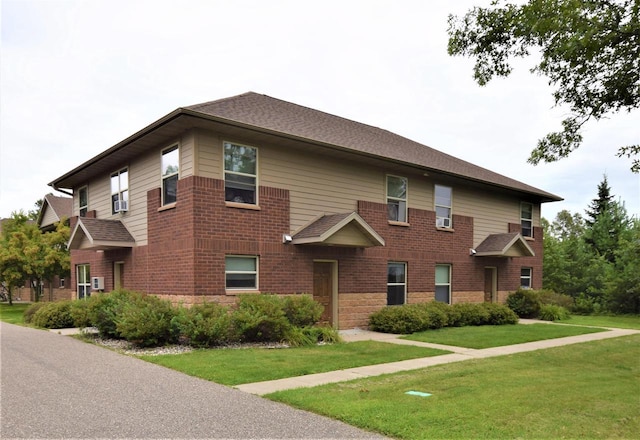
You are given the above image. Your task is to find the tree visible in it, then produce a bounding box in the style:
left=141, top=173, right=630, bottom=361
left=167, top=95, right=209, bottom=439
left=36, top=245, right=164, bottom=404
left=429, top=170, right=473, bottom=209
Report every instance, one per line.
left=585, top=175, right=614, bottom=227
left=447, top=0, right=640, bottom=172
left=0, top=212, right=70, bottom=305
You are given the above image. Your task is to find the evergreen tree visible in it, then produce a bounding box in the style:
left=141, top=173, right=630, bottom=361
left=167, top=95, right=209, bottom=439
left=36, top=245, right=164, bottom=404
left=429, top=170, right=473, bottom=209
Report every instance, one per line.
left=585, top=175, right=613, bottom=227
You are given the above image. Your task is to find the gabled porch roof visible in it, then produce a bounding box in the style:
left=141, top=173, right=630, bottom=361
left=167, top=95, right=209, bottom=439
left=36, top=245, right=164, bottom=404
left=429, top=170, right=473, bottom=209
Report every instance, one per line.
left=474, top=232, right=535, bottom=257
left=292, top=212, right=385, bottom=247
left=68, top=218, right=135, bottom=251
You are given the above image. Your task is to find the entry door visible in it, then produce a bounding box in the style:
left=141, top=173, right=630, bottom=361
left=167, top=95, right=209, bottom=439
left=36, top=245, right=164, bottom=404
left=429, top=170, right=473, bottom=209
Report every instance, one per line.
left=484, top=267, right=497, bottom=302
left=313, top=262, right=334, bottom=325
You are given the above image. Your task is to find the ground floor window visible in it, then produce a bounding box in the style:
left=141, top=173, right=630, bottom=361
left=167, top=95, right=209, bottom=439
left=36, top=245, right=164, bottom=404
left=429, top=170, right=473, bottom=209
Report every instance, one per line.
left=77, top=264, right=91, bottom=299
left=225, top=256, right=258, bottom=290
left=521, top=267, right=532, bottom=289
left=435, top=264, right=451, bottom=303
left=387, top=262, right=406, bottom=305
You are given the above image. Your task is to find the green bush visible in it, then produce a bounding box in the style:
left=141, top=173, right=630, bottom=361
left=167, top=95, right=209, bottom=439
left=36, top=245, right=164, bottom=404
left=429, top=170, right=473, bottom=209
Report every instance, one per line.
left=88, top=290, right=143, bottom=338
left=450, top=303, right=491, bottom=326
left=368, top=304, right=430, bottom=334
left=69, top=300, right=93, bottom=328
left=31, top=301, right=75, bottom=329
left=538, top=290, right=574, bottom=309
left=115, top=294, right=179, bottom=347
left=571, top=293, right=605, bottom=315
left=538, top=304, right=570, bottom=321
left=506, top=288, right=542, bottom=318
left=232, top=294, right=292, bottom=342
left=23, top=302, right=47, bottom=324
left=283, top=294, right=323, bottom=327
left=481, top=303, right=519, bottom=325
left=174, top=302, right=235, bottom=347
left=417, top=301, right=450, bottom=329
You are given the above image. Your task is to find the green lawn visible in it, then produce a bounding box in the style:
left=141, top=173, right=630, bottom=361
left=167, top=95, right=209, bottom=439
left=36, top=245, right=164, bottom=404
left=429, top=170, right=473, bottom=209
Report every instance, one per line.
left=0, top=303, right=30, bottom=324
left=268, top=334, right=640, bottom=439
left=559, top=314, right=640, bottom=330
left=402, top=323, right=606, bottom=348
left=140, top=341, right=449, bottom=386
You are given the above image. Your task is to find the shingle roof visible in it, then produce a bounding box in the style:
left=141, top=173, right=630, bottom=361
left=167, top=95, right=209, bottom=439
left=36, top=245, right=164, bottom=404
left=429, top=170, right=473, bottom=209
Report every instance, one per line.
left=474, top=232, right=535, bottom=257
left=185, top=92, right=562, bottom=202
left=293, top=212, right=385, bottom=247
left=68, top=218, right=135, bottom=250
left=37, top=193, right=73, bottom=229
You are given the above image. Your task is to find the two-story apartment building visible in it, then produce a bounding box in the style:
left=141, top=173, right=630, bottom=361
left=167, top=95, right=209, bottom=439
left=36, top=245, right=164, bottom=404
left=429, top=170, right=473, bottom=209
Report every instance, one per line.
left=50, top=92, right=561, bottom=329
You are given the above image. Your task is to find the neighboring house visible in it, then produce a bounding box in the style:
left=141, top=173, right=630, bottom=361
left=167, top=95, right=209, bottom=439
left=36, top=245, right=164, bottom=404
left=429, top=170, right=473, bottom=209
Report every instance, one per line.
left=49, top=92, right=561, bottom=329
left=35, top=193, right=73, bottom=301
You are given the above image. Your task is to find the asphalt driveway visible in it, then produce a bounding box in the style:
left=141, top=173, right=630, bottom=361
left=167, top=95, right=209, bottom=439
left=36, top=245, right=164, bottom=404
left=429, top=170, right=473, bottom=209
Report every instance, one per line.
left=0, top=322, right=385, bottom=439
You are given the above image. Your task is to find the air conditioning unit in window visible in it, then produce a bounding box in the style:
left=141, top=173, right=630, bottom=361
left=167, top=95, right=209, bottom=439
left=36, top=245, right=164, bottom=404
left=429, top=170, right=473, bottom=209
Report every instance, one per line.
left=91, top=277, right=104, bottom=291
left=437, top=217, right=451, bottom=228
left=114, top=200, right=128, bottom=212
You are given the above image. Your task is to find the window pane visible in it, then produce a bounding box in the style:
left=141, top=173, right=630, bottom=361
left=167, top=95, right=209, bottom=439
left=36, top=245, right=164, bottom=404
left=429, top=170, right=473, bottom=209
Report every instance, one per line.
left=225, top=173, right=256, bottom=204
left=79, top=188, right=87, bottom=207
left=435, top=285, right=450, bottom=303
left=120, top=169, right=128, bottom=190
left=435, top=265, right=450, bottom=284
left=387, top=263, right=405, bottom=283
left=387, top=176, right=406, bottom=199
left=111, top=174, right=119, bottom=194
left=224, top=143, right=256, bottom=174
left=435, top=185, right=451, bottom=207
left=225, top=257, right=256, bottom=272
left=226, top=274, right=257, bottom=289
left=162, top=147, right=179, bottom=177
left=387, top=285, right=405, bottom=305
left=521, top=203, right=532, bottom=220
left=163, top=174, right=178, bottom=204
left=436, top=206, right=451, bottom=219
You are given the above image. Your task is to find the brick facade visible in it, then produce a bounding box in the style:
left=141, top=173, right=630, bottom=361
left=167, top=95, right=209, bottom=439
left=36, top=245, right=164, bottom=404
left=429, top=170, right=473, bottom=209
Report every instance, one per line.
left=69, top=176, right=545, bottom=328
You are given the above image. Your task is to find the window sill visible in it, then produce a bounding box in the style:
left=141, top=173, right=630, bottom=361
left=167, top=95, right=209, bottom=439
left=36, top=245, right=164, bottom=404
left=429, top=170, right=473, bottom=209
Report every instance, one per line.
left=225, top=201, right=261, bottom=211
left=158, top=203, right=176, bottom=212
left=436, top=227, right=455, bottom=233
left=388, top=220, right=410, bottom=227
left=225, top=289, right=260, bottom=296
left=524, top=236, right=535, bottom=241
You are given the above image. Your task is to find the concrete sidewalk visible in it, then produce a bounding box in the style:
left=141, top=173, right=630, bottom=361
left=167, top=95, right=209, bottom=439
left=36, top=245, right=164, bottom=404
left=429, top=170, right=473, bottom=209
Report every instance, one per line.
left=235, top=325, right=640, bottom=396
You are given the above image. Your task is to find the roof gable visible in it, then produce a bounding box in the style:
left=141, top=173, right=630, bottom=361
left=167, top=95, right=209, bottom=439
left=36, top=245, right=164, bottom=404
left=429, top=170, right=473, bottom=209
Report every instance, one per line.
left=474, top=232, right=535, bottom=257
left=37, top=194, right=72, bottom=230
left=293, top=212, right=385, bottom=247
left=68, top=218, right=135, bottom=251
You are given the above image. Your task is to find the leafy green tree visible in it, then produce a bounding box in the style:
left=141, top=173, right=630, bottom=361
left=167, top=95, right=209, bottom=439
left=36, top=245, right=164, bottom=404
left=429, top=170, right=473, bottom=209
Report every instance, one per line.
left=606, top=218, right=640, bottom=313
left=447, top=0, right=640, bottom=172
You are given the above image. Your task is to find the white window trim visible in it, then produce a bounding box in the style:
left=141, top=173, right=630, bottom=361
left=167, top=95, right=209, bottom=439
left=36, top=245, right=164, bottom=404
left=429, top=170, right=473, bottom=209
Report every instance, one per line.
left=225, top=255, right=259, bottom=291
left=161, top=145, right=179, bottom=206
left=387, top=262, right=407, bottom=306
left=77, top=264, right=91, bottom=300
left=521, top=267, right=532, bottom=289
left=435, top=184, right=453, bottom=229
left=386, top=174, right=408, bottom=223
left=223, top=141, right=259, bottom=206
left=521, top=202, right=534, bottom=238
left=435, top=264, right=452, bottom=304
left=78, top=186, right=88, bottom=217
left=110, top=168, right=129, bottom=214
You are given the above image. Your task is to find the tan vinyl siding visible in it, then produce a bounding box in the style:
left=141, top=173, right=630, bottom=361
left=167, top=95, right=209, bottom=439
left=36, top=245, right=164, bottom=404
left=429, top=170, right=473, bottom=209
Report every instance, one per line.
left=179, top=130, right=196, bottom=178
left=196, top=129, right=222, bottom=178
left=40, top=205, right=60, bottom=227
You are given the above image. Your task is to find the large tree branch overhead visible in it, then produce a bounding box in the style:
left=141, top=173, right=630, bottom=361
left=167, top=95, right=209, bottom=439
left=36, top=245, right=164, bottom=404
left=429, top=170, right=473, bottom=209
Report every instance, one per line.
left=447, top=0, right=640, bottom=172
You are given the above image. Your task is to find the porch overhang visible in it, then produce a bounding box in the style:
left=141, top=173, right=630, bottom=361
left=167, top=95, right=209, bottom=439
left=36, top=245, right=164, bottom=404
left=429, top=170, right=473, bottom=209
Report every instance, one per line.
left=474, top=232, right=535, bottom=257
left=68, top=218, right=136, bottom=251
left=292, top=212, right=385, bottom=248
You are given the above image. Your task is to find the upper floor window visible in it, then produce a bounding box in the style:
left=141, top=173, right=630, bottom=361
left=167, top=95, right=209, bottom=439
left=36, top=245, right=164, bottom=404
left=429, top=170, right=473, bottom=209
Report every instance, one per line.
left=521, top=202, right=533, bottom=238
left=387, top=175, right=408, bottom=222
left=435, top=264, right=451, bottom=304
left=78, top=186, right=88, bottom=217
left=387, top=262, right=406, bottom=305
left=224, top=142, right=257, bottom=205
left=435, top=185, right=452, bottom=228
left=225, top=255, right=258, bottom=290
left=162, top=146, right=179, bottom=205
left=521, top=267, right=532, bottom=289
left=111, top=168, right=129, bottom=214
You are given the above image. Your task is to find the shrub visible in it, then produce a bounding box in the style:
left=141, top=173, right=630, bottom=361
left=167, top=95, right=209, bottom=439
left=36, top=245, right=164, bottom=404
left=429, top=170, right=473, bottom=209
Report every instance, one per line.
left=538, top=290, right=574, bottom=309
left=538, top=304, right=570, bottom=321
left=449, top=303, right=491, bottom=326
left=368, top=304, right=429, bottom=334
left=31, top=301, right=75, bottom=329
left=115, top=294, right=179, bottom=347
left=283, top=294, right=323, bottom=327
left=23, top=302, right=47, bottom=324
left=69, top=300, right=93, bottom=328
left=481, top=303, right=519, bottom=325
left=88, top=290, right=143, bottom=338
left=232, top=294, right=292, bottom=342
left=506, top=288, right=542, bottom=318
left=571, top=293, right=605, bottom=315
left=174, top=302, right=235, bottom=347
left=417, top=301, right=450, bottom=329
left=285, top=325, right=342, bottom=347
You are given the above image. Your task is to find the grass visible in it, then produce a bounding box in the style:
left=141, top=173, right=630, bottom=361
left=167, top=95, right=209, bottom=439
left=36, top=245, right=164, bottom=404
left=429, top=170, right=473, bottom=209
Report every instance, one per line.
left=140, top=341, right=450, bottom=386
left=267, top=334, right=640, bottom=439
left=0, top=303, right=30, bottom=324
left=402, top=323, right=606, bottom=349
left=559, top=314, right=640, bottom=330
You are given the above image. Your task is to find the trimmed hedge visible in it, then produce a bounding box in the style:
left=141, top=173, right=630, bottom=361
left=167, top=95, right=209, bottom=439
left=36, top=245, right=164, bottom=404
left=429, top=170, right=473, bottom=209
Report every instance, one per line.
left=369, top=301, right=517, bottom=334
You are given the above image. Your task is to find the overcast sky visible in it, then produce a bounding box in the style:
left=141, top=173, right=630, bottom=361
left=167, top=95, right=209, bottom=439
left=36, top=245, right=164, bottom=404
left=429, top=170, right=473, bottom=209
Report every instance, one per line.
left=1, top=0, right=638, bottom=222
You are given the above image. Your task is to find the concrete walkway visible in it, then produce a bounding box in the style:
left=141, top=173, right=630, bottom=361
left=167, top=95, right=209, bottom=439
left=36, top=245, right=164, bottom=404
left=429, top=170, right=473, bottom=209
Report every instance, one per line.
left=235, top=323, right=640, bottom=396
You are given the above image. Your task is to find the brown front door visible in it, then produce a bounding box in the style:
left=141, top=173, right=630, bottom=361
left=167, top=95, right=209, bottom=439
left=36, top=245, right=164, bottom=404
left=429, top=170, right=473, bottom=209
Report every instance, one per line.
left=484, top=267, right=496, bottom=302
left=313, top=262, right=334, bottom=325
